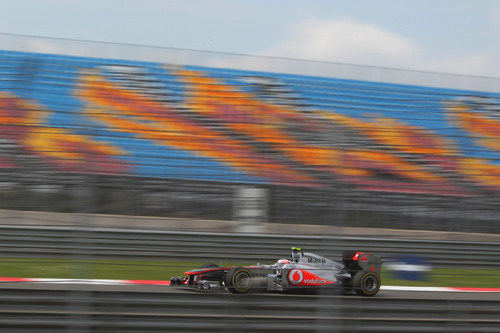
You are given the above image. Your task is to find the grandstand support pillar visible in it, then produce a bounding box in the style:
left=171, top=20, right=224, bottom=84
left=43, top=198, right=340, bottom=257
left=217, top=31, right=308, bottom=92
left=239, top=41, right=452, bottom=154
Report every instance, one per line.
left=233, top=187, right=267, bottom=233
left=66, top=174, right=96, bottom=333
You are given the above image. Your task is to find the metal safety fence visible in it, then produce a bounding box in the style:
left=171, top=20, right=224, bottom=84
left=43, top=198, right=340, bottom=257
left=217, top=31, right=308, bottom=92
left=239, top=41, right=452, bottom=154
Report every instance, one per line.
left=0, top=225, right=499, bottom=268
left=0, top=287, right=498, bottom=332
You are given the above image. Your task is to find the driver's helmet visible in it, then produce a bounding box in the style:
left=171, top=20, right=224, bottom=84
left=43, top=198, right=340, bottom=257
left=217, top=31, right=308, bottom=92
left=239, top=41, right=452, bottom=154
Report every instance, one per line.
left=277, top=258, right=290, bottom=265
left=291, top=247, right=302, bottom=262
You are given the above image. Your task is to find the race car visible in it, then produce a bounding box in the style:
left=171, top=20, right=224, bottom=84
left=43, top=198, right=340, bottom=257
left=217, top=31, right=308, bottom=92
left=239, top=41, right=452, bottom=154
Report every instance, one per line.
left=170, top=247, right=381, bottom=296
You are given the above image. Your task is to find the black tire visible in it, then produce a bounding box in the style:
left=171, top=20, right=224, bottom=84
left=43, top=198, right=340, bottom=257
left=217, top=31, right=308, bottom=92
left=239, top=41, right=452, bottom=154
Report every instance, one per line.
left=225, top=266, right=253, bottom=294
left=352, top=270, right=380, bottom=296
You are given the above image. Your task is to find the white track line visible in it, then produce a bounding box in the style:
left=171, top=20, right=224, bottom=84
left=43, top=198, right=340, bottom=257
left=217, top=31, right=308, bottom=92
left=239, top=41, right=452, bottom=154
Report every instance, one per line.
left=381, top=285, right=500, bottom=292
left=1, top=277, right=499, bottom=292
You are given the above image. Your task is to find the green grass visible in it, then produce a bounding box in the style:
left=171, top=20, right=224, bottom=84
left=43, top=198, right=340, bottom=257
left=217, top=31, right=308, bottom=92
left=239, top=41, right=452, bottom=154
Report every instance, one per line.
left=0, top=258, right=248, bottom=280
left=0, top=258, right=499, bottom=288
left=383, top=267, right=500, bottom=288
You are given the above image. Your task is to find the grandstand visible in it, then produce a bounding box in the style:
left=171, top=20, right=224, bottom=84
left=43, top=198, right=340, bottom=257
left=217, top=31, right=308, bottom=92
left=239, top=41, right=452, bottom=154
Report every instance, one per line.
left=1, top=47, right=500, bottom=232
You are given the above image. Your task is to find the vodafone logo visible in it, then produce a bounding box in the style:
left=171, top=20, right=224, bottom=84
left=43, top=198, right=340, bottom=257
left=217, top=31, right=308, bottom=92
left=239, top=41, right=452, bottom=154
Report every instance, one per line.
left=288, top=269, right=304, bottom=285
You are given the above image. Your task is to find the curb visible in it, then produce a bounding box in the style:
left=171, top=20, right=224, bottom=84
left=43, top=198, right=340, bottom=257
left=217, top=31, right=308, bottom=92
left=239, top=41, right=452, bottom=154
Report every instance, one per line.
left=381, top=285, right=500, bottom=292
left=0, top=277, right=172, bottom=285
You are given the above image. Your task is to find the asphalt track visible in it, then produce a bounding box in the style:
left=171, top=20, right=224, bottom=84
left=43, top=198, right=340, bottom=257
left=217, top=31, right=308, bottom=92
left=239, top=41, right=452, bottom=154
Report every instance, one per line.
left=1, top=282, right=499, bottom=301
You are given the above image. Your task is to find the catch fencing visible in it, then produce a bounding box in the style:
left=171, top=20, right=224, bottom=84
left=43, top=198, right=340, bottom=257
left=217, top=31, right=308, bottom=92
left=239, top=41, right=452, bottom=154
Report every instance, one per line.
left=0, top=225, right=499, bottom=268
left=0, top=287, right=498, bottom=332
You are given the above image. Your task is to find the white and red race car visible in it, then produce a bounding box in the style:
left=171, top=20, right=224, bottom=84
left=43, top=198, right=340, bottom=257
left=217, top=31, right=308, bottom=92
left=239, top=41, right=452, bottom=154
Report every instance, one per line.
left=170, top=248, right=381, bottom=296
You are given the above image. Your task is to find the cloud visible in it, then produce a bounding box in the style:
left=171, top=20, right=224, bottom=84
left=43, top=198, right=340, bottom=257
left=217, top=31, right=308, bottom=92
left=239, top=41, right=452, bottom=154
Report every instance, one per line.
left=263, top=18, right=500, bottom=78
left=205, top=18, right=500, bottom=91
left=206, top=19, right=421, bottom=75
left=205, top=19, right=421, bottom=81
left=264, top=19, right=419, bottom=68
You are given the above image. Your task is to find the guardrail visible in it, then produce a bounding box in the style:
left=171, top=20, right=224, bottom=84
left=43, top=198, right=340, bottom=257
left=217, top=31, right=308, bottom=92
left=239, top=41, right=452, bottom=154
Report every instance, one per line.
left=0, top=288, right=498, bottom=332
left=0, top=225, right=500, bottom=268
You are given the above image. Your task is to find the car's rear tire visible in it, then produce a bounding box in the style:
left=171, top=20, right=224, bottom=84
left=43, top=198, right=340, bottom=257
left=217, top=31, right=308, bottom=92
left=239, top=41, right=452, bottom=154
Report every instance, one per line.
left=352, top=270, right=380, bottom=296
left=225, top=267, right=252, bottom=294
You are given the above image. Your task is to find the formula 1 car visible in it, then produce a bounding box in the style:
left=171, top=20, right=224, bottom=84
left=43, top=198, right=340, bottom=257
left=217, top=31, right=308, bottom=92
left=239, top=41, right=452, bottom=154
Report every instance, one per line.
left=170, top=247, right=381, bottom=296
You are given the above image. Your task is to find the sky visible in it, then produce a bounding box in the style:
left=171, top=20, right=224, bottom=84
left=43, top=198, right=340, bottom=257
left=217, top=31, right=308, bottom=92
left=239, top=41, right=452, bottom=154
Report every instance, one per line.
left=0, top=0, right=499, bottom=77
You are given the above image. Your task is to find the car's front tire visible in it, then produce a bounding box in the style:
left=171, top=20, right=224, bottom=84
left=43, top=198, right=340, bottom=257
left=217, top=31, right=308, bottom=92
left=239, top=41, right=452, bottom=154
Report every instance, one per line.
left=225, top=267, right=253, bottom=294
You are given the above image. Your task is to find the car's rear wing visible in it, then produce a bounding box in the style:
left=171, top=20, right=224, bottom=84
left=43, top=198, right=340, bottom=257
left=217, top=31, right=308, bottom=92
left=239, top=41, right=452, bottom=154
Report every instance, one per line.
left=342, top=251, right=381, bottom=273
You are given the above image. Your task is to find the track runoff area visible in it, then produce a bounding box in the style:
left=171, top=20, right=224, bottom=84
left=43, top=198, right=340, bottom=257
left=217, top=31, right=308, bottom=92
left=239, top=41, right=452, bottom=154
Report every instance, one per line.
left=0, top=277, right=499, bottom=301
